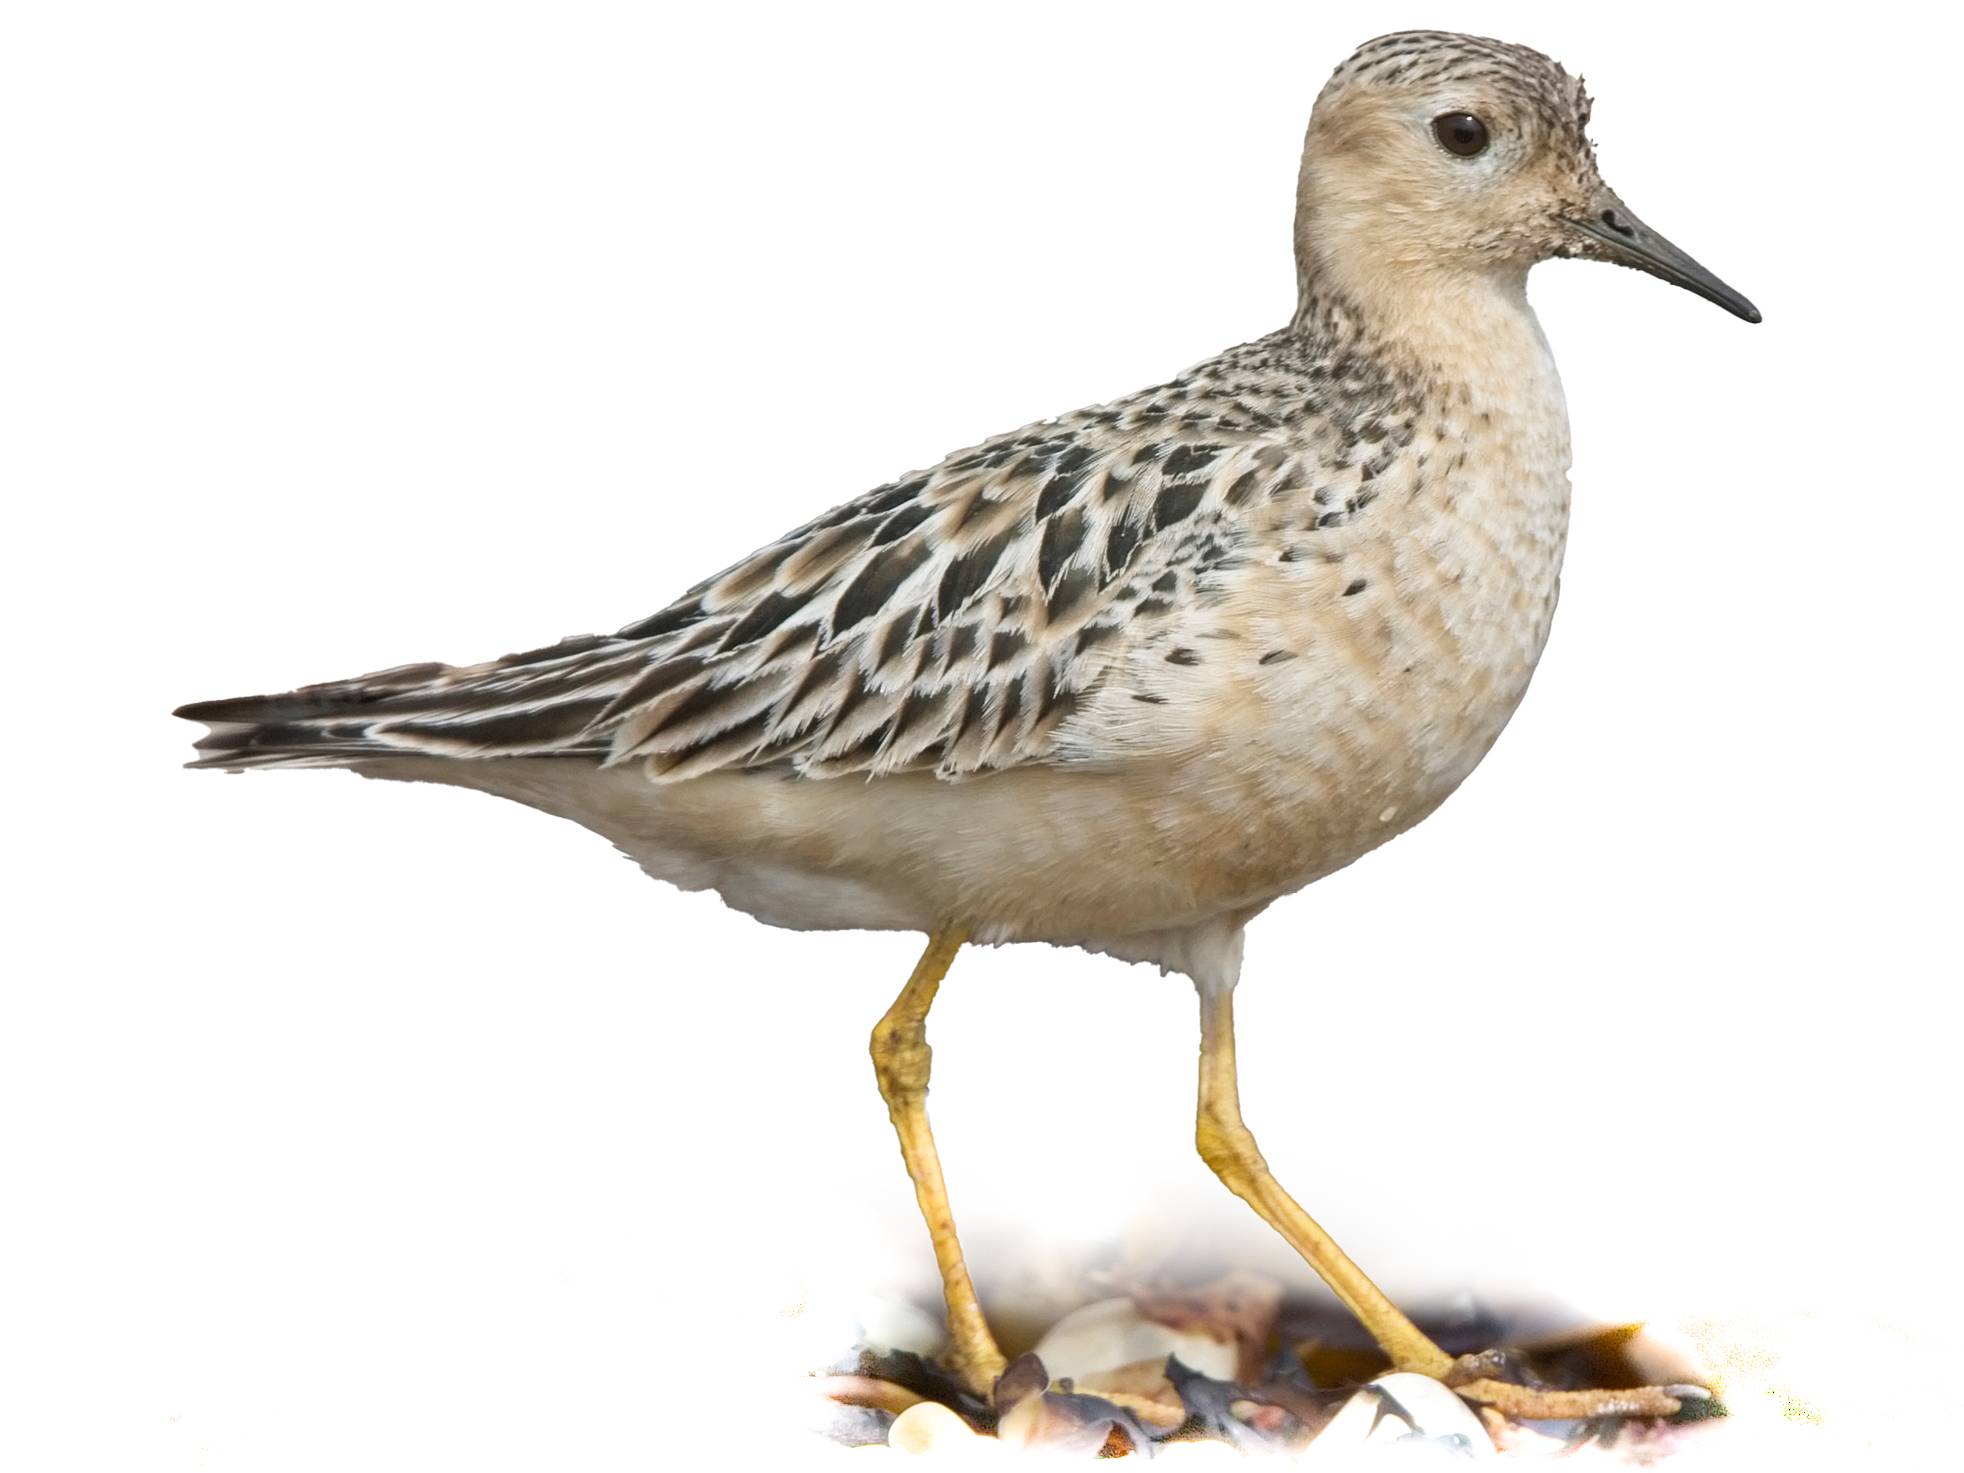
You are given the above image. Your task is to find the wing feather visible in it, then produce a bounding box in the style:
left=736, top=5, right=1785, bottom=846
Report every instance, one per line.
left=180, top=328, right=1396, bottom=779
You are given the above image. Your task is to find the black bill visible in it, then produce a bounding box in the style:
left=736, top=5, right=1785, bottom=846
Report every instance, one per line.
left=1566, top=202, right=1761, bottom=324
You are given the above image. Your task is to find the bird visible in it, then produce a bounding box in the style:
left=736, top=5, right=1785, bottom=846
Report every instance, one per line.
left=176, top=30, right=1759, bottom=1424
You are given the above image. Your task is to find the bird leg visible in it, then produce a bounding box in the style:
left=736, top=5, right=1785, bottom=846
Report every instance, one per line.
left=1195, top=985, right=1455, bottom=1378
left=870, top=926, right=1007, bottom=1399
left=1193, top=987, right=1693, bottom=1423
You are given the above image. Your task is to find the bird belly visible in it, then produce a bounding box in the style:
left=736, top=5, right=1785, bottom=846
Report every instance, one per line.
left=356, top=678, right=1502, bottom=978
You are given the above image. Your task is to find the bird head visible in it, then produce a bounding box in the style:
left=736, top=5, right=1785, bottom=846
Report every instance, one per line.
left=1296, top=31, right=1759, bottom=324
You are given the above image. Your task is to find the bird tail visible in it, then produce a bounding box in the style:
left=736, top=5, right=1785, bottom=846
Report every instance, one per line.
left=173, top=637, right=633, bottom=770
left=174, top=662, right=460, bottom=769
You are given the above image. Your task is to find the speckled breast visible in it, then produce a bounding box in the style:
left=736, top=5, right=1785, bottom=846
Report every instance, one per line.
left=1151, top=399, right=1573, bottom=918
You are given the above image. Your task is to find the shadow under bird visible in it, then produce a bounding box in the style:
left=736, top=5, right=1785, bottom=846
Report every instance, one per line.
left=178, top=31, right=1758, bottom=1423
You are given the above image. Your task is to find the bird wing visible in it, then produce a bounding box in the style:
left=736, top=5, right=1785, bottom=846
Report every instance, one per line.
left=182, top=333, right=1345, bottom=780
left=588, top=412, right=1273, bottom=781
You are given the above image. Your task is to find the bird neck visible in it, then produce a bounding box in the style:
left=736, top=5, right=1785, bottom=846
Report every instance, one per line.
left=1291, top=218, right=1558, bottom=417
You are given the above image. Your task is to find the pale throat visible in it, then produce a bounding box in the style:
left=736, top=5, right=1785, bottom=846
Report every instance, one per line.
left=1293, top=210, right=1566, bottom=425
left=1294, top=203, right=1576, bottom=626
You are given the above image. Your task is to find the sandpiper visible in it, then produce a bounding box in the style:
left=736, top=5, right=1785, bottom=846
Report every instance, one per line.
left=178, top=30, right=1758, bottom=1422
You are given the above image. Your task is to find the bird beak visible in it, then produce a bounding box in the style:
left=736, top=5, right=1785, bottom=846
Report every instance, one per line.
left=1564, top=198, right=1761, bottom=324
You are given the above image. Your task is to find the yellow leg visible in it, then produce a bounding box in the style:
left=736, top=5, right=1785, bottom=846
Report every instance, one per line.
left=1193, top=988, right=1688, bottom=1420
left=1195, top=986, right=1454, bottom=1377
left=870, top=927, right=1006, bottom=1398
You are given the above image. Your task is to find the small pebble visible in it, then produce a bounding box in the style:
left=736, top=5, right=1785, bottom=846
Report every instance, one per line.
left=1033, top=1295, right=1239, bottom=1384
left=1303, top=1372, right=1496, bottom=1463
left=886, top=1399, right=989, bottom=1457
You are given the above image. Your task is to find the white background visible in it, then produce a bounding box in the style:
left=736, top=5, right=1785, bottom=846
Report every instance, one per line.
left=4, top=2, right=1958, bottom=1467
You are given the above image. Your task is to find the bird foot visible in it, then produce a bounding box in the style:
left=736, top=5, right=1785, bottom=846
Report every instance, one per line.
left=951, top=1344, right=1008, bottom=1406
left=1441, top=1351, right=1707, bottom=1421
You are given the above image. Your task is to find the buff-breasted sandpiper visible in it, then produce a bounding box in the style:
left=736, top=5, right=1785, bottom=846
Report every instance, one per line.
left=177, top=29, right=1759, bottom=1424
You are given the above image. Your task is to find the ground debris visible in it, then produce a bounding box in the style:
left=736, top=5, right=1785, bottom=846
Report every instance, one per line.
left=814, top=1282, right=1721, bottom=1458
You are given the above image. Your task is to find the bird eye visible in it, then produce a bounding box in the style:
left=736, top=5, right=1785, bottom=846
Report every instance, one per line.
left=1432, top=112, right=1489, bottom=157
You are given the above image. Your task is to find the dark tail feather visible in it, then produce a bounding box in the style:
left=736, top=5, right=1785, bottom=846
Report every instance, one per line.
left=172, top=664, right=446, bottom=727
left=173, top=662, right=453, bottom=769
left=175, top=646, right=627, bottom=770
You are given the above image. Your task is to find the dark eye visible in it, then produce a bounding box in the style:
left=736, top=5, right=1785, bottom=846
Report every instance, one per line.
left=1432, top=112, right=1489, bottom=157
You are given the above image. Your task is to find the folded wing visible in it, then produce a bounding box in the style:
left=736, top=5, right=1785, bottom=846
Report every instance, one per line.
left=181, top=357, right=1306, bottom=782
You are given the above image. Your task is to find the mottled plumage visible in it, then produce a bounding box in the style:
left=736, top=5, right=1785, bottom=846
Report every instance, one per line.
left=185, top=329, right=1415, bottom=781
left=178, top=29, right=1755, bottom=991
left=176, top=30, right=1758, bottom=1425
